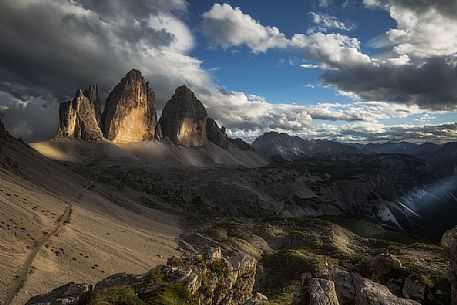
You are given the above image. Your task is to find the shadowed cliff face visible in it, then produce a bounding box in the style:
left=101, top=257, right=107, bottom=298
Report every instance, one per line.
left=57, top=89, right=104, bottom=141
left=102, top=69, right=157, bottom=143
left=83, top=84, right=102, bottom=127
left=0, top=117, right=6, bottom=137
left=159, top=85, right=208, bottom=147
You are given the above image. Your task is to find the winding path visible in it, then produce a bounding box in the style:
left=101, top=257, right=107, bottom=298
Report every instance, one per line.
left=3, top=182, right=94, bottom=305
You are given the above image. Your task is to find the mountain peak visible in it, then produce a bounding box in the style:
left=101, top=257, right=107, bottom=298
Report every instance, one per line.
left=159, top=85, right=208, bottom=147
left=102, top=69, right=157, bottom=143
left=125, top=68, right=143, bottom=79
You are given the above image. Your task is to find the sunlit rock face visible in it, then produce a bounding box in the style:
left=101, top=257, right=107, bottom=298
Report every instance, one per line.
left=442, top=226, right=457, bottom=305
left=57, top=89, right=104, bottom=141
left=206, top=118, right=229, bottom=149
left=159, top=85, right=208, bottom=147
left=102, top=69, right=157, bottom=143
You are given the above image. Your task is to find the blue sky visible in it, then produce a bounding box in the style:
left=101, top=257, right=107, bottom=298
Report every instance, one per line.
left=0, top=0, right=456, bottom=143
left=189, top=0, right=457, bottom=141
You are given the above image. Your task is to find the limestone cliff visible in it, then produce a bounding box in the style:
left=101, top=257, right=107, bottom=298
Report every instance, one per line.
left=206, top=118, right=229, bottom=149
left=83, top=84, right=102, bottom=126
left=0, top=117, right=6, bottom=137
left=57, top=89, right=104, bottom=141
left=159, top=85, right=208, bottom=147
left=102, top=69, right=157, bottom=143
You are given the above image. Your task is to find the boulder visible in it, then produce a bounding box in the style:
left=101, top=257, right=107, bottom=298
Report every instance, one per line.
left=355, top=278, right=420, bottom=305
left=102, top=69, right=157, bottom=143
left=206, top=118, right=229, bottom=149
left=25, top=282, right=91, bottom=305
left=365, top=253, right=403, bottom=279
left=442, top=226, right=457, bottom=305
left=308, top=278, right=340, bottom=305
left=57, top=89, right=104, bottom=141
left=159, top=85, right=208, bottom=147
left=402, top=275, right=425, bottom=302
left=329, top=269, right=360, bottom=304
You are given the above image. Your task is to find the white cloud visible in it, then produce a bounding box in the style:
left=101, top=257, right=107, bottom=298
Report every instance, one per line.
left=201, top=3, right=370, bottom=68
left=291, top=33, right=371, bottom=67
left=201, top=3, right=288, bottom=53
left=308, top=12, right=354, bottom=32
left=364, top=0, right=457, bottom=58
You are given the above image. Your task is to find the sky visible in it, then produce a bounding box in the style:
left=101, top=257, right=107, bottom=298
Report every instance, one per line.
left=0, top=0, right=456, bottom=143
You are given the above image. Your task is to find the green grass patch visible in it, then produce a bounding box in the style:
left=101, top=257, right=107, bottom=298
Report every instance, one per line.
left=89, top=287, right=146, bottom=305
left=322, top=216, right=422, bottom=244
left=151, top=283, right=198, bottom=305
left=259, top=250, right=324, bottom=295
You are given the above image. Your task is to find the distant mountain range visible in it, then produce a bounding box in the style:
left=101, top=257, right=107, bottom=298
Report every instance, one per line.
left=252, top=131, right=457, bottom=175
left=252, top=131, right=362, bottom=161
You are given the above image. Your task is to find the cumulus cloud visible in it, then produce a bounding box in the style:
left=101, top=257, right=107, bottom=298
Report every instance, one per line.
left=314, top=121, right=457, bottom=143
left=201, top=3, right=288, bottom=53
left=201, top=2, right=457, bottom=112
left=308, top=12, right=354, bottom=33
left=201, top=3, right=370, bottom=68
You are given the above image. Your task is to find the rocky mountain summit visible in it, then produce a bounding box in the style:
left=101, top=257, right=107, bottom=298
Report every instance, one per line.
left=206, top=117, right=229, bottom=149
left=55, top=69, right=253, bottom=151
left=102, top=69, right=158, bottom=143
left=159, top=85, right=208, bottom=147
left=57, top=89, right=104, bottom=141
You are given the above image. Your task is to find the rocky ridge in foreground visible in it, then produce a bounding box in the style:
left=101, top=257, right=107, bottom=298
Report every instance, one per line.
left=26, top=246, right=430, bottom=305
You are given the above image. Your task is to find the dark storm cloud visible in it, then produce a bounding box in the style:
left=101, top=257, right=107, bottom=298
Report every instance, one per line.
left=321, top=57, right=457, bottom=111
left=0, top=0, right=194, bottom=140
left=387, top=0, right=457, bottom=17
left=0, top=1, right=177, bottom=100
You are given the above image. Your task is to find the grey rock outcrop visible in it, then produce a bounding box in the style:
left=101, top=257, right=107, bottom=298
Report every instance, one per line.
left=308, top=278, right=340, bottom=305
left=165, top=248, right=256, bottom=305
left=442, top=226, right=457, bottom=305
left=102, top=69, right=157, bottom=143
left=355, top=278, right=420, bottom=305
left=26, top=249, right=256, bottom=305
left=402, top=275, right=425, bottom=302
left=364, top=253, right=403, bottom=279
left=329, top=269, right=361, bottom=304
left=159, top=85, right=208, bottom=147
left=25, top=282, right=91, bottom=305
left=206, top=118, right=229, bottom=149
left=57, top=89, right=104, bottom=141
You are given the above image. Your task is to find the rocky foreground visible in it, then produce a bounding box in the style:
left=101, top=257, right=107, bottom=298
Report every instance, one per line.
left=26, top=219, right=457, bottom=305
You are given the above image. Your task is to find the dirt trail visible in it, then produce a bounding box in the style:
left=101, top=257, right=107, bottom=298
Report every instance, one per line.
left=2, top=182, right=94, bottom=305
